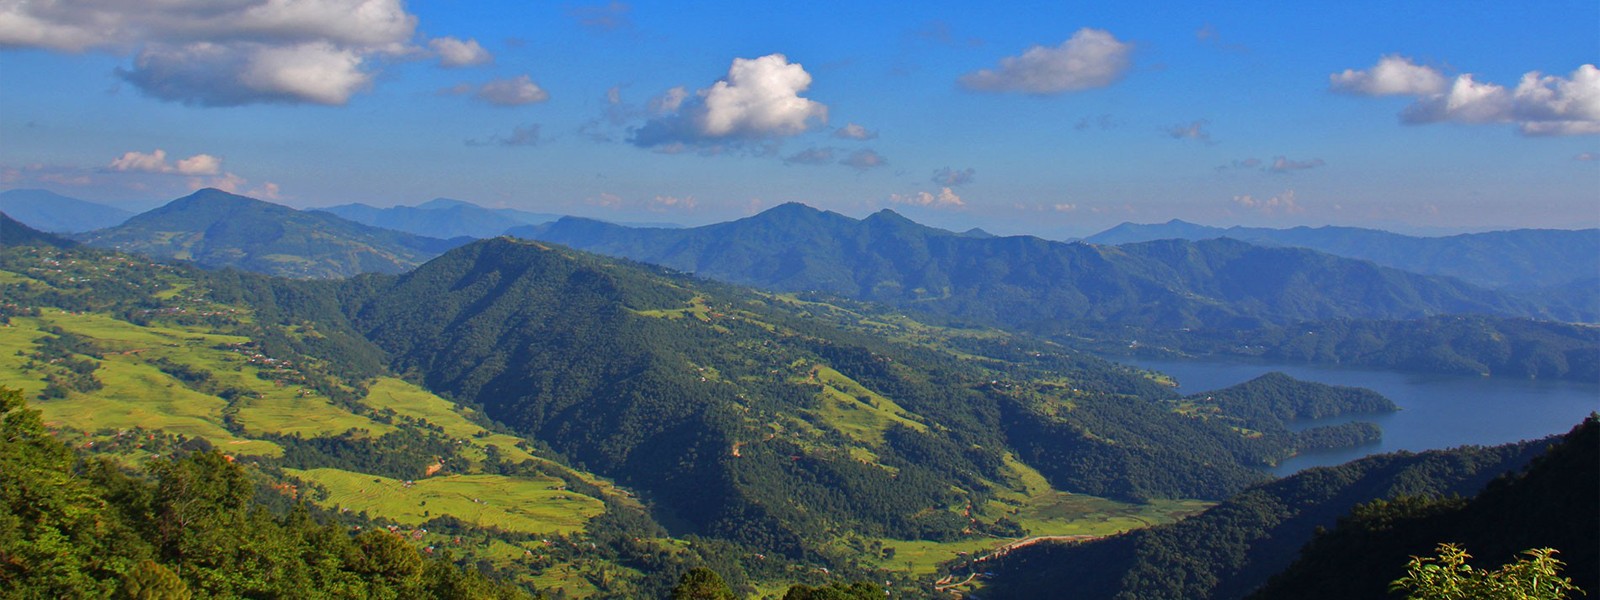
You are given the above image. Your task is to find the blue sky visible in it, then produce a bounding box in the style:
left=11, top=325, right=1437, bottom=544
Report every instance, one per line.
left=2, top=1, right=1596, bottom=237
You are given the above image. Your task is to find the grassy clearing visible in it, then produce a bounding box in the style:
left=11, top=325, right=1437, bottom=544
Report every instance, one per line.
left=234, top=392, right=394, bottom=438
left=0, top=319, right=47, bottom=397
left=810, top=365, right=925, bottom=446
left=36, top=355, right=280, bottom=456
left=868, top=538, right=1003, bottom=575
left=361, top=378, right=561, bottom=469
left=634, top=295, right=712, bottom=321
left=861, top=455, right=1211, bottom=577
left=289, top=468, right=603, bottom=536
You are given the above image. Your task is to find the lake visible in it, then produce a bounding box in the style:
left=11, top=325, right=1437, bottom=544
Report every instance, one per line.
left=1104, top=355, right=1600, bottom=476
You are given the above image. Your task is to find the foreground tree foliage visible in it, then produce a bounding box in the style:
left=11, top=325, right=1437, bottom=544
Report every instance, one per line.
left=0, top=387, right=530, bottom=599
left=1392, top=544, right=1579, bottom=600
left=670, top=567, right=738, bottom=600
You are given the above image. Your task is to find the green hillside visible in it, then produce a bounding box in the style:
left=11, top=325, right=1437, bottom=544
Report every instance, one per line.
left=976, top=427, right=1569, bottom=599
left=76, top=188, right=466, bottom=279
left=1250, top=417, right=1598, bottom=599
left=0, top=242, right=669, bottom=597
left=4, top=236, right=1303, bottom=596
left=6, top=231, right=1507, bottom=598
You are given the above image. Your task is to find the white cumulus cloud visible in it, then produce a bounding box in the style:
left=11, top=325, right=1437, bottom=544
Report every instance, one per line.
left=632, top=54, right=828, bottom=148
left=1401, top=74, right=1512, bottom=124
left=0, top=0, right=421, bottom=106
left=958, top=28, right=1132, bottom=95
left=110, top=149, right=222, bottom=175
left=1336, top=57, right=1600, bottom=137
left=1329, top=55, right=1447, bottom=96
left=430, top=37, right=492, bottom=68
left=104, top=148, right=273, bottom=195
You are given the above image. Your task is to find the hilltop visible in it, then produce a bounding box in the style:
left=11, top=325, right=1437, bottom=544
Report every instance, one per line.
left=76, top=188, right=467, bottom=278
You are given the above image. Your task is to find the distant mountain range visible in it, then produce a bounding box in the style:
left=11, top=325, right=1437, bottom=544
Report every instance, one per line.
left=1085, top=219, right=1600, bottom=290
left=315, top=198, right=562, bottom=239
left=75, top=188, right=467, bottom=278
left=510, top=203, right=1593, bottom=332
left=0, top=188, right=134, bottom=233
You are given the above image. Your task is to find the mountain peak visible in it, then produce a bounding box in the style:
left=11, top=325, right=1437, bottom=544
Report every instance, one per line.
left=417, top=197, right=475, bottom=210
left=166, top=188, right=275, bottom=210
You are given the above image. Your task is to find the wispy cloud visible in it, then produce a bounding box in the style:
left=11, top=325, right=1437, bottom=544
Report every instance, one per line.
left=841, top=149, right=888, bottom=170
left=958, top=28, right=1132, bottom=95
left=467, top=124, right=541, bottom=147
left=1166, top=120, right=1213, bottom=144
left=568, top=2, right=634, bottom=33
left=932, top=167, right=975, bottom=186
left=833, top=123, right=878, bottom=140
left=1266, top=156, right=1326, bottom=173
left=429, top=37, right=493, bottom=68
left=444, top=75, right=551, bottom=106
left=783, top=147, right=835, bottom=166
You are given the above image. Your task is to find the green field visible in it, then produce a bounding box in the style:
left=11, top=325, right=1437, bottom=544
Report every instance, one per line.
left=809, top=364, right=926, bottom=446
left=289, top=468, right=604, bottom=535
left=856, top=455, right=1212, bottom=576
left=361, top=378, right=534, bottom=462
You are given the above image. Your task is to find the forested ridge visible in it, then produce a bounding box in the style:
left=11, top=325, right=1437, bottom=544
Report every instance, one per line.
left=1249, top=417, right=1598, bottom=599
left=1084, top=219, right=1600, bottom=290
left=341, top=237, right=1321, bottom=548
left=978, top=419, right=1596, bottom=600
left=74, top=188, right=469, bottom=279
left=513, top=203, right=1593, bottom=330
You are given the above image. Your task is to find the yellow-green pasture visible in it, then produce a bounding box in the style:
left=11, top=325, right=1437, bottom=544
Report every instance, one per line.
left=289, top=469, right=603, bottom=536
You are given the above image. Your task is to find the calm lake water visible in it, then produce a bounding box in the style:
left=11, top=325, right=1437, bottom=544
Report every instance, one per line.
left=1103, top=355, right=1600, bottom=476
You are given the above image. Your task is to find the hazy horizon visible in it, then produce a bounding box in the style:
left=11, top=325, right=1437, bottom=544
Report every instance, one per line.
left=2, top=1, right=1596, bottom=238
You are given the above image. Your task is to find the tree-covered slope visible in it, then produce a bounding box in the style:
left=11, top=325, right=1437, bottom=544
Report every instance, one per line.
left=1250, top=417, right=1598, bottom=599
left=2, top=211, right=76, bottom=248
left=0, top=240, right=807, bottom=598
left=344, top=237, right=1326, bottom=555
left=77, top=188, right=468, bottom=279
left=0, top=188, right=134, bottom=233
left=512, top=204, right=1582, bottom=332
left=1178, top=372, right=1395, bottom=455
left=1085, top=219, right=1600, bottom=290
left=976, top=430, right=1563, bottom=600
left=0, top=386, right=533, bottom=599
